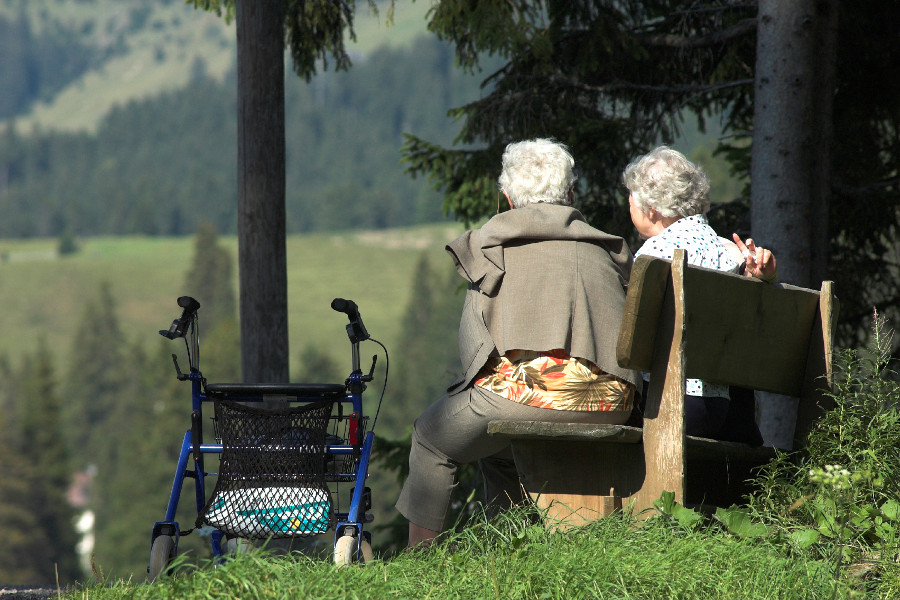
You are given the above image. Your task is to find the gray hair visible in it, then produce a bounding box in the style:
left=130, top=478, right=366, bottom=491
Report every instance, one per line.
left=622, top=146, right=710, bottom=218
left=498, top=138, right=577, bottom=208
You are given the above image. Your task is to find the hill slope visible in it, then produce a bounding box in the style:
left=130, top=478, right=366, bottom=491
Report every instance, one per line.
left=0, top=0, right=432, bottom=133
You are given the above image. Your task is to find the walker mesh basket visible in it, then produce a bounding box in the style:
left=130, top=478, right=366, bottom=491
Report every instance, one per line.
left=198, top=398, right=335, bottom=538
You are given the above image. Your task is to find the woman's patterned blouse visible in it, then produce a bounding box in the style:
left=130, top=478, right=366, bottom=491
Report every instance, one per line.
left=635, top=213, right=740, bottom=399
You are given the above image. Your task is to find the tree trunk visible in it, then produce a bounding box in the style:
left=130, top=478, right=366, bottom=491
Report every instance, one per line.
left=236, top=0, right=289, bottom=383
left=750, top=0, right=838, bottom=448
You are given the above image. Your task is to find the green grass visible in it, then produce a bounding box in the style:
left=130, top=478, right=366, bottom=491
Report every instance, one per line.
left=0, top=224, right=462, bottom=378
left=63, top=509, right=867, bottom=599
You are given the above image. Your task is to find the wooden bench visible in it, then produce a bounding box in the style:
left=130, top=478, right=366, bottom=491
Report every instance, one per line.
left=488, top=249, right=837, bottom=527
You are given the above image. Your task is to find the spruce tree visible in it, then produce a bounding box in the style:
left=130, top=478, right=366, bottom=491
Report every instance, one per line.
left=384, top=252, right=466, bottom=437
left=62, top=282, right=128, bottom=470
left=182, top=223, right=237, bottom=334
left=385, top=253, right=435, bottom=435
left=182, top=223, right=240, bottom=381
left=401, top=0, right=900, bottom=356
left=0, top=353, right=48, bottom=585
left=89, top=340, right=206, bottom=579
left=0, top=417, right=45, bottom=586
left=17, top=340, right=82, bottom=583
left=295, top=343, right=343, bottom=385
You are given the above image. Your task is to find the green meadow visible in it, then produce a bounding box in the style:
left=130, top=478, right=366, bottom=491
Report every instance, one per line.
left=0, top=223, right=463, bottom=377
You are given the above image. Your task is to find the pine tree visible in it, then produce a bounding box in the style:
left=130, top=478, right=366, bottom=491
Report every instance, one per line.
left=61, top=282, right=128, bottom=470
left=0, top=419, right=45, bottom=586
left=403, top=0, right=759, bottom=233
left=401, top=0, right=900, bottom=357
left=89, top=340, right=208, bottom=579
left=182, top=223, right=237, bottom=333
left=83, top=235, right=239, bottom=577
left=384, top=253, right=435, bottom=435
left=383, top=252, right=466, bottom=437
left=16, top=339, right=82, bottom=583
left=0, top=353, right=47, bottom=585
left=181, top=223, right=240, bottom=381
left=200, top=314, right=241, bottom=382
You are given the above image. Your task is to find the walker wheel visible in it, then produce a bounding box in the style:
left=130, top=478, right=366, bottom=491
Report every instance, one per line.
left=334, top=533, right=374, bottom=566
left=148, top=535, right=175, bottom=582
left=334, top=534, right=357, bottom=567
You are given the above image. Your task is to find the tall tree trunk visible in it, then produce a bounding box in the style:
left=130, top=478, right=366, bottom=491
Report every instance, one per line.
left=236, top=0, right=289, bottom=383
left=751, top=0, right=838, bottom=448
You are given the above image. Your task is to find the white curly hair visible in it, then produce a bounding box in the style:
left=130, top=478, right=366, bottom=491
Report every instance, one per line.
left=622, top=146, right=710, bottom=218
left=498, top=138, right=577, bottom=208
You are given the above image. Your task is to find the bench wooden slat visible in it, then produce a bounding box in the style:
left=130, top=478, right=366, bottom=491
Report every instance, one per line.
left=684, top=435, right=777, bottom=462
left=615, top=254, right=671, bottom=374
left=489, top=421, right=777, bottom=462
left=619, top=260, right=824, bottom=397
left=487, top=420, right=643, bottom=443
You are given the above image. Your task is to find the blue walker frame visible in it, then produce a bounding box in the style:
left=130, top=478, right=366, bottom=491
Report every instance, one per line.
left=149, top=296, right=379, bottom=574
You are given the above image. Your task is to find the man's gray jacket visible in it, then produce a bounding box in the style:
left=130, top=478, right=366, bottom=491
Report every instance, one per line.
left=445, top=202, right=641, bottom=395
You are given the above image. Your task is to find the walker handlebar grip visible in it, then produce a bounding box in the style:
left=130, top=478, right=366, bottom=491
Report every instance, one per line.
left=178, top=296, right=201, bottom=312
left=159, top=296, right=201, bottom=339
left=331, top=297, right=369, bottom=343
left=330, top=297, right=359, bottom=317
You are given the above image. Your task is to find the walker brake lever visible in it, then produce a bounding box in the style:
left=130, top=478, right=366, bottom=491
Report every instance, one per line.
left=362, top=355, right=377, bottom=382
left=171, top=354, right=189, bottom=381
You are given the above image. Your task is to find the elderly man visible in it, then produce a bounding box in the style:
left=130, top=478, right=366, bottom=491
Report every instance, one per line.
left=396, top=139, right=641, bottom=548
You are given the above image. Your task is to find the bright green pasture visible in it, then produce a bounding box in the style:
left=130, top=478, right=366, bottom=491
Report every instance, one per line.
left=72, top=510, right=868, bottom=600
left=0, top=224, right=462, bottom=376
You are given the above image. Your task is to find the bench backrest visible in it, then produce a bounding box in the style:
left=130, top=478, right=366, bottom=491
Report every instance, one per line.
left=617, top=253, right=835, bottom=398
left=614, top=250, right=837, bottom=507
left=617, top=251, right=836, bottom=396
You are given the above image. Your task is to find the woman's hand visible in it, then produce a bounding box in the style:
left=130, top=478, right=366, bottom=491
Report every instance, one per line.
left=732, top=233, right=778, bottom=283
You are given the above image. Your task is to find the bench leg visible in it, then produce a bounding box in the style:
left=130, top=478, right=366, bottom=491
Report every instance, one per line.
left=509, top=439, right=644, bottom=530
left=529, top=489, right=623, bottom=531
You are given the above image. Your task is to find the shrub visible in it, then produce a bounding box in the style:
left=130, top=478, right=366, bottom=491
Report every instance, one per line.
left=749, top=311, right=900, bottom=595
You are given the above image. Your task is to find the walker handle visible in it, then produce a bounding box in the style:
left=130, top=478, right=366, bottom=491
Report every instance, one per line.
left=159, top=296, right=201, bottom=339
left=331, top=297, right=370, bottom=344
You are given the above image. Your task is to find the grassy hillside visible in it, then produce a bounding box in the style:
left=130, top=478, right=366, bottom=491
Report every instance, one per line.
left=1, top=0, right=432, bottom=133
left=0, top=223, right=463, bottom=378
left=53, top=506, right=889, bottom=598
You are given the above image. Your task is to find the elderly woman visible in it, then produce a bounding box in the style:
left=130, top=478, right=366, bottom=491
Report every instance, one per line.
left=396, top=139, right=641, bottom=548
left=623, top=145, right=775, bottom=440
left=624, top=146, right=776, bottom=280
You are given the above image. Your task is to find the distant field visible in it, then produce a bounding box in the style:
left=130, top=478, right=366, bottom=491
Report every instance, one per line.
left=0, top=223, right=463, bottom=377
